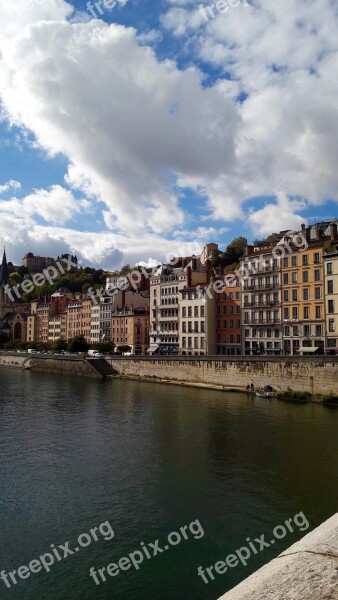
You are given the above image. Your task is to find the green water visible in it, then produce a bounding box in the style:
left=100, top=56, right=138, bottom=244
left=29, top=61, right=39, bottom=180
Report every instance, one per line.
left=0, top=367, right=337, bottom=600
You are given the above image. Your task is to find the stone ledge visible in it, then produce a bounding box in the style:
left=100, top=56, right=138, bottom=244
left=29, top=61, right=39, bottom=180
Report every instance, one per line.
left=218, top=514, right=338, bottom=600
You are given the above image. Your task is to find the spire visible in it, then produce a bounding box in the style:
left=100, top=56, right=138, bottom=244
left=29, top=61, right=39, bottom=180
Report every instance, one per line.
left=0, top=247, right=9, bottom=285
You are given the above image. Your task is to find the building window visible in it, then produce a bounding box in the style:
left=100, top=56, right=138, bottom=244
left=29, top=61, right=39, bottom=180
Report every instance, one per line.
left=292, top=272, right=298, bottom=283
left=316, top=325, right=322, bottom=337
left=283, top=257, right=288, bottom=267
left=292, top=307, right=298, bottom=320
left=304, top=325, right=311, bottom=337
left=315, top=306, right=321, bottom=319
left=303, top=306, right=309, bottom=319
left=292, top=289, right=298, bottom=301
left=302, top=254, right=308, bottom=266
left=314, top=269, right=321, bottom=281
left=302, top=271, right=309, bottom=283
left=194, top=337, right=199, bottom=349
left=328, top=280, right=334, bottom=294
left=292, top=256, right=298, bottom=267
left=328, top=300, right=334, bottom=314
left=303, top=288, right=309, bottom=300
left=284, top=290, right=289, bottom=302
left=314, top=252, right=320, bottom=264
left=284, top=307, right=289, bottom=320
left=329, top=319, right=335, bottom=332
left=327, top=262, right=333, bottom=275
left=283, top=273, right=289, bottom=285
left=314, top=287, right=321, bottom=300
left=194, top=306, right=199, bottom=317
left=182, top=307, right=186, bottom=317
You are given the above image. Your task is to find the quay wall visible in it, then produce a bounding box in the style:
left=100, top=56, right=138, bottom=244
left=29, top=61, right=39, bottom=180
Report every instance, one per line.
left=0, top=353, right=101, bottom=377
left=218, top=513, right=338, bottom=600
left=107, top=356, right=338, bottom=394
left=0, top=353, right=337, bottom=393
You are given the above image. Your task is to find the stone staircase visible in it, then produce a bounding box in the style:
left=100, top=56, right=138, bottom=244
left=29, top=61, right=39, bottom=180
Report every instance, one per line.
left=85, top=358, right=118, bottom=378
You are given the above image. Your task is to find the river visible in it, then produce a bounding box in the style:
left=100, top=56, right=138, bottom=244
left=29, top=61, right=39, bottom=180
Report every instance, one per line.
left=0, top=367, right=337, bottom=600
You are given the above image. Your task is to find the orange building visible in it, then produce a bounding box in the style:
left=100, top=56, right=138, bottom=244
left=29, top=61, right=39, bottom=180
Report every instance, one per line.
left=111, top=306, right=149, bottom=354
left=215, top=272, right=241, bottom=355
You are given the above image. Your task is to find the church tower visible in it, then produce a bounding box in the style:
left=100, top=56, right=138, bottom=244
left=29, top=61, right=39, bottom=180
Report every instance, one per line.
left=0, top=248, right=10, bottom=317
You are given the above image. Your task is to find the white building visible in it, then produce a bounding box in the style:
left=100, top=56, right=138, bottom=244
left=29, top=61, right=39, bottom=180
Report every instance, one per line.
left=149, top=257, right=208, bottom=354
left=179, top=284, right=216, bottom=355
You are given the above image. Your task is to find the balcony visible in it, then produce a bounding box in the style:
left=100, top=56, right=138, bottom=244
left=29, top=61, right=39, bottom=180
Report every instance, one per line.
left=244, top=283, right=280, bottom=291
left=244, top=319, right=281, bottom=325
left=243, top=301, right=281, bottom=308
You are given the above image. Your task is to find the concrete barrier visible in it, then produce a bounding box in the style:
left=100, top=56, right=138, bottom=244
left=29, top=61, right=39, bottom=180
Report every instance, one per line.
left=218, top=513, right=338, bottom=600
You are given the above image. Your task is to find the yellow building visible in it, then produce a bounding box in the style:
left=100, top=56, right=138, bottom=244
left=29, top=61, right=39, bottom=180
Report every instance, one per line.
left=280, top=223, right=338, bottom=354
left=48, top=313, right=67, bottom=342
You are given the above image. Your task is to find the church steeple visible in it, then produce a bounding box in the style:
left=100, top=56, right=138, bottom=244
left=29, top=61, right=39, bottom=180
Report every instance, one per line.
left=0, top=248, right=9, bottom=285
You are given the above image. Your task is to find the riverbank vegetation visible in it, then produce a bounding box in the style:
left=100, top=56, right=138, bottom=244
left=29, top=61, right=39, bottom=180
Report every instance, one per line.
left=277, top=389, right=338, bottom=405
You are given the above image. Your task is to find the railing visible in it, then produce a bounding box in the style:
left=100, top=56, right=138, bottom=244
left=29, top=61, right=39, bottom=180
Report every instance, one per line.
left=243, top=319, right=281, bottom=325
left=243, top=301, right=281, bottom=308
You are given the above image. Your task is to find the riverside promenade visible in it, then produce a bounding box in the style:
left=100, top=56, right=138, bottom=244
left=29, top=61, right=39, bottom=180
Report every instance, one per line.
left=218, top=513, right=338, bottom=600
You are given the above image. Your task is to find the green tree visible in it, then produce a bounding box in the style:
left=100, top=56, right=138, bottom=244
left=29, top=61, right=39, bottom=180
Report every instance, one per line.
left=92, top=342, right=116, bottom=354
left=67, top=335, right=89, bottom=353
left=212, top=236, right=247, bottom=270
left=9, top=272, right=22, bottom=286
left=115, top=345, right=132, bottom=355
left=52, top=338, right=68, bottom=353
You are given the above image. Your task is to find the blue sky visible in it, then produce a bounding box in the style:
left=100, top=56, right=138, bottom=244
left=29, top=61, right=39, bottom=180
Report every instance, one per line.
left=0, top=0, right=337, bottom=269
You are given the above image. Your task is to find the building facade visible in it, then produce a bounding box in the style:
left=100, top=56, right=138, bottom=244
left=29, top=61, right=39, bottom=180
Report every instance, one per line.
left=149, top=258, right=208, bottom=354
left=324, top=241, right=338, bottom=354
left=111, top=307, right=149, bottom=354
left=241, top=242, right=282, bottom=355
left=215, top=273, right=241, bottom=355
left=179, top=284, right=216, bottom=355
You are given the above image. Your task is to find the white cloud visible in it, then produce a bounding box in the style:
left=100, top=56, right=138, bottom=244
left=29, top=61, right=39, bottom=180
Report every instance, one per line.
left=0, top=185, right=90, bottom=224
left=0, top=180, right=22, bottom=194
left=247, top=193, right=307, bottom=236
left=0, top=0, right=337, bottom=263
left=0, top=0, right=239, bottom=236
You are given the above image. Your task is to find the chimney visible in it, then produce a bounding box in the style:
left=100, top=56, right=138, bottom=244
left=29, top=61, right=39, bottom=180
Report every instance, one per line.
left=330, top=222, right=338, bottom=241
left=187, top=265, right=192, bottom=287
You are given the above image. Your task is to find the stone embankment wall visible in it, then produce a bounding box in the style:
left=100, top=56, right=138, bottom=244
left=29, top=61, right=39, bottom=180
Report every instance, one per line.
left=218, top=513, right=338, bottom=600
left=0, top=353, right=337, bottom=392
left=107, top=356, right=338, bottom=394
left=0, top=353, right=101, bottom=377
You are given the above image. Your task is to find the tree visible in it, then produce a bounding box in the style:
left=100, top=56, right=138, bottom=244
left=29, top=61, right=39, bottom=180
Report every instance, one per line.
left=92, top=342, right=116, bottom=354
left=9, top=272, right=22, bottom=286
left=212, top=236, right=247, bottom=270
left=67, top=335, right=89, bottom=353
left=52, top=338, right=68, bottom=353
left=116, top=345, right=132, bottom=355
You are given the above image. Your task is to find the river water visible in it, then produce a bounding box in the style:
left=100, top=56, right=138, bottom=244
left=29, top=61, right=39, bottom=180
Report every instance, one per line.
left=0, top=367, right=337, bottom=600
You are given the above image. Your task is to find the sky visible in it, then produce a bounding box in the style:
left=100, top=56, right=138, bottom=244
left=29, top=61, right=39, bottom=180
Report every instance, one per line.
left=0, top=0, right=338, bottom=269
